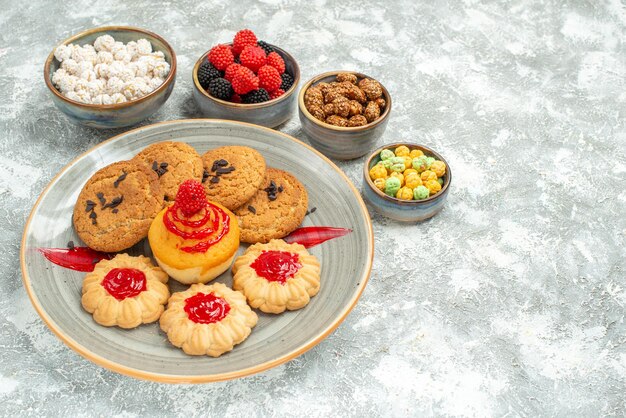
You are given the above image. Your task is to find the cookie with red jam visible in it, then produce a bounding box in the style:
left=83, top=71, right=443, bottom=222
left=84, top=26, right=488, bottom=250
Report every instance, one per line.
left=232, top=239, right=321, bottom=314
left=159, top=282, right=258, bottom=357
left=81, top=254, right=170, bottom=329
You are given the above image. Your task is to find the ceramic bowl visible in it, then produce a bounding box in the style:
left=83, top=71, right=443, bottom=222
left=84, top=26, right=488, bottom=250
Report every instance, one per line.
left=298, top=71, right=391, bottom=160
left=192, top=44, right=300, bottom=128
left=44, top=26, right=177, bottom=129
left=362, top=143, right=451, bottom=222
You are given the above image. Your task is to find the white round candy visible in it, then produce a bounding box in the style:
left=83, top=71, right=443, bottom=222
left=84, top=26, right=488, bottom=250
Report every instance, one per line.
left=96, top=51, right=113, bottom=64
left=58, top=75, right=78, bottom=93
left=110, top=93, right=127, bottom=103
left=80, top=70, right=97, bottom=82
left=152, top=61, right=170, bottom=79
left=94, top=35, right=115, bottom=52
left=94, top=63, right=109, bottom=78
left=54, top=45, right=72, bottom=62
left=51, top=68, right=68, bottom=86
left=136, top=38, right=152, bottom=55
left=61, top=58, right=80, bottom=75
left=106, top=76, right=124, bottom=94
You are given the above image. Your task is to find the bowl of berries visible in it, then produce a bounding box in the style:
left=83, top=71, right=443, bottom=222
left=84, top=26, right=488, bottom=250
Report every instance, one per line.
left=192, top=29, right=300, bottom=128
left=362, top=143, right=451, bottom=222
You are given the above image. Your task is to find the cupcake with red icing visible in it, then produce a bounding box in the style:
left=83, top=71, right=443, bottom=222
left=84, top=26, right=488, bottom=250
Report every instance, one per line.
left=232, top=239, right=321, bottom=314
left=148, top=179, right=240, bottom=284
left=159, top=282, right=258, bottom=357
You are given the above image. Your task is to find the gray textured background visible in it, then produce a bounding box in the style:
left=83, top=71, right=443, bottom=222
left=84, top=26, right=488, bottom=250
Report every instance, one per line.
left=1, top=0, right=625, bottom=416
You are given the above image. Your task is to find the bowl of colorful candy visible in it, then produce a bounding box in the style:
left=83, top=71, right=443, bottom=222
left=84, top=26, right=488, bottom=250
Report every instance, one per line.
left=362, top=143, right=451, bottom=222
left=44, top=26, right=177, bottom=129
left=192, top=29, right=300, bottom=128
left=298, top=71, right=391, bottom=160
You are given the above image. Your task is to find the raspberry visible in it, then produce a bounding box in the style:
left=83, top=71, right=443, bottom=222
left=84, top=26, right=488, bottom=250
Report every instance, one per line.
left=232, top=29, right=257, bottom=55
left=242, top=88, right=270, bottom=104
left=280, top=72, right=294, bottom=91
left=231, top=94, right=242, bottom=103
left=208, top=78, right=233, bottom=101
left=269, top=89, right=285, bottom=100
left=175, top=179, right=207, bottom=217
left=266, top=52, right=285, bottom=74
left=224, top=63, right=243, bottom=82
left=231, top=66, right=259, bottom=95
left=257, top=65, right=282, bottom=92
left=239, top=45, right=266, bottom=73
left=208, top=44, right=234, bottom=71
left=197, top=61, right=222, bottom=89
left=257, top=40, right=275, bottom=55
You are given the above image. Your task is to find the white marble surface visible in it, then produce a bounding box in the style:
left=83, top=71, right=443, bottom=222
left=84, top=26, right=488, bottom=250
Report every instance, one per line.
left=1, top=0, right=625, bottom=416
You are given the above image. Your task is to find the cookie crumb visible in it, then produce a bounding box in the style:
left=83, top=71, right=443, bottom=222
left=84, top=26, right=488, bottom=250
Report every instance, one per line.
left=67, top=240, right=75, bottom=250
left=85, top=200, right=96, bottom=212
left=248, top=205, right=256, bottom=214
left=96, top=192, right=106, bottom=206
left=210, top=176, right=220, bottom=184
left=202, top=169, right=210, bottom=183
left=103, top=195, right=124, bottom=209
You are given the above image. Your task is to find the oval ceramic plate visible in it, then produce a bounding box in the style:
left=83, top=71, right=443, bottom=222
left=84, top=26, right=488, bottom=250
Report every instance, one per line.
left=20, top=119, right=373, bottom=383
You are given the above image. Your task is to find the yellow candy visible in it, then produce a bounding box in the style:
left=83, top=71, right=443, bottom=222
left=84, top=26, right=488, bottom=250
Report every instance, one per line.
left=405, top=173, right=422, bottom=189
left=390, top=171, right=404, bottom=186
left=396, top=186, right=413, bottom=200
left=403, top=168, right=418, bottom=177
left=430, top=160, right=446, bottom=177
left=421, top=170, right=437, bottom=182
left=424, top=179, right=442, bottom=195
left=395, top=145, right=410, bottom=157
left=409, top=149, right=424, bottom=159
left=403, top=156, right=413, bottom=171
left=369, top=164, right=387, bottom=180
left=373, top=178, right=386, bottom=191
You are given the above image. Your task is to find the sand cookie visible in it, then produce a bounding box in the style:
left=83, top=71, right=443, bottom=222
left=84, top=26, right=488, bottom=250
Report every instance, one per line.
left=201, top=146, right=266, bottom=210
left=159, top=282, right=258, bottom=357
left=234, top=168, right=308, bottom=244
left=232, top=239, right=321, bottom=314
left=132, top=141, right=204, bottom=201
left=81, top=254, right=170, bottom=329
left=73, top=160, right=163, bottom=252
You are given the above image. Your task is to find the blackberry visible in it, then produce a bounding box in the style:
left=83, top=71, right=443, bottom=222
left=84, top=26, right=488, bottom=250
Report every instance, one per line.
left=197, top=61, right=221, bottom=89
left=257, top=40, right=275, bottom=55
left=242, top=88, right=270, bottom=104
left=280, top=72, right=294, bottom=91
left=234, top=55, right=240, bottom=64
left=208, top=78, right=234, bottom=101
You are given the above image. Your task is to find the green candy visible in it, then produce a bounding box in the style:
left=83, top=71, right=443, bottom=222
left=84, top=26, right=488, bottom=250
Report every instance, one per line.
left=380, top=149, right=395, bottom=161
left=390, top=163, right=406, bottom=172
left=412, top=156, right=428, bottom=171
left=413, top=185, right=430, bottom=200
left=425, top=157, right=435, bottom=169
left=377, top=160, right=393, bottom=170
left=389, top=156, right=405, bottom=165
left=384, top=177, right=401, bottom=196
left=437, top=178, right=444, bottom=186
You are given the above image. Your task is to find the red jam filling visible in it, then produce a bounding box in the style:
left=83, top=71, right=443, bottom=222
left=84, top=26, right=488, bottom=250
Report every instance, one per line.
left=250, top=250, right=302, bottom=285
left=163, top=202, right=230, bottom=253
left=184, top=292, right=230, bottom=324
left=283, top=226, right=352, bottom=248
left=101, top=268, right=147, bottom=300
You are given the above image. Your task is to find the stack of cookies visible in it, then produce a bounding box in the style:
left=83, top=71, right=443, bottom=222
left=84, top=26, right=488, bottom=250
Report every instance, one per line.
left=73, top=142, right=309, bottom=253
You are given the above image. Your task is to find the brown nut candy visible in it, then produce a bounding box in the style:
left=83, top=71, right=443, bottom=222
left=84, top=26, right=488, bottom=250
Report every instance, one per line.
left=324, top=89, right=346, bottom=103
left=336, top=72, right=358, bottom=85
left=308, top=105, right=326, bottom=121
left=348, top=100, right=363, bottom=116
left=358, top=78, right=383, bottom=100
left=347, top=115, right=368, bottom=127
left=304, top=86, right=324, bottom=108
left=334, top=100, right=351, bottom=118
left=364, top=101, right=381, bottom=122
left=326, top=115, right=349, bottom=127
left=316, top=82, right=333, bottom=95
left=341, top=82, right=367, bottom=103
left=374, top=97, right=386, bottom=109
left=322, top=103, right=336, bottom=116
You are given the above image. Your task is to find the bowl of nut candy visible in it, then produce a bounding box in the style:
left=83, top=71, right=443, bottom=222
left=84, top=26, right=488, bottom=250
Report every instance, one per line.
left=298, top=71, right=391, bottom=160
left=44, top=26, right=176, bottom=129
left=362, top=143, right=451, bottom=222
left=192, top=29, right=300, bottom=128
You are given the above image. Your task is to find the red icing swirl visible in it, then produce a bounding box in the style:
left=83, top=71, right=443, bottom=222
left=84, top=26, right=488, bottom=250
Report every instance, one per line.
left=250, top=251, right=302, bottom=285
left=163, top=202, right=230, bottom=253
left=101, top=268, right=147, bottom=300
left=184, top=292, right=230, bottom=324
